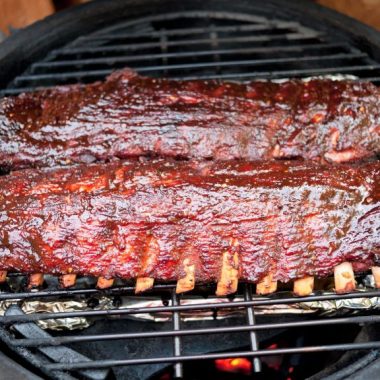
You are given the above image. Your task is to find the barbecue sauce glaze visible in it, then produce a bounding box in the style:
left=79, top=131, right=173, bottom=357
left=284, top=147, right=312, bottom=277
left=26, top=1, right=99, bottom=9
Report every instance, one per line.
left=0, top=69, right=379, bottom=170
left=0, top=159, right=378, bottom=283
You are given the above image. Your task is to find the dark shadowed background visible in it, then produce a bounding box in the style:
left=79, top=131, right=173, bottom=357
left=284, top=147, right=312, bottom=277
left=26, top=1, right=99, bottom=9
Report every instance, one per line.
left=0, top=0, right=380, bottom=39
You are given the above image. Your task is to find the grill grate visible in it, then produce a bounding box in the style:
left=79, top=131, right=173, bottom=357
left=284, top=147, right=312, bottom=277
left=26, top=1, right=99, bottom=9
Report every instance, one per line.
left=1, top=6, right=380, bottom=380
left=2, top=10, right=380, bottom=96
left=2, top=283, right=380, bottom=376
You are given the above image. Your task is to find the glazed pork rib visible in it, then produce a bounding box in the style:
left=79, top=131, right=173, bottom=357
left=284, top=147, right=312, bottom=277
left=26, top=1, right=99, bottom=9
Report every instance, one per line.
left=1, top=69, right=380, bottom=170
left=0, top=158, right=378, bottom=295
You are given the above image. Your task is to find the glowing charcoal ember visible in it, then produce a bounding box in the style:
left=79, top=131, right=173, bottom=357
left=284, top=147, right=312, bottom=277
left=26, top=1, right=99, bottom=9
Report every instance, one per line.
left=215, top=358, right=252, bottom=375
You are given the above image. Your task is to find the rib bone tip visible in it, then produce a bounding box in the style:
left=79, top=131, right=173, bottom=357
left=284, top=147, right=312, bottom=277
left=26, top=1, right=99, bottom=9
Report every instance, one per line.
left=176, top=278, right=195, bottom=294
left=372, top=266, right=380, bottom=288
left=334, top=262, right=356, bottom=294
left=28, top=273, right=44, bottom=289
left=293, top=276, right=314, bottom=296
left=256, top=274, right=277, bottom=295
left=215, top=250, right=239, bottom=296
left=176, top=259, right=195, bottom=294
left=97, top=277, right=114, bottom=289
left=135, top=277, right=154, bottom=293
left=0, top=271, right=7, bottom=283
left=60, top=274, right=77, bottom=288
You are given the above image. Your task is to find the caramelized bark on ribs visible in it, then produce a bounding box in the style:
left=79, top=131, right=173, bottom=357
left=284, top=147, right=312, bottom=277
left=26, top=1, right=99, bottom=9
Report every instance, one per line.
left=0, top=158, right=378, bottom=294
left=0, top=69, right=380, bottom=170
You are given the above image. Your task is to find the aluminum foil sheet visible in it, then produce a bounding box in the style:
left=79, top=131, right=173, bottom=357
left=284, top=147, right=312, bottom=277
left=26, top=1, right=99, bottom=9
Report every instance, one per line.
left=300, top=294, right=380, bottom=315
left=118, top=296, right=316, bottom=322
left=119, top=295, right=380, bottom=323
left=0, top=297, right=114, bottom=331
left=22, top=300, right=93, bottom=330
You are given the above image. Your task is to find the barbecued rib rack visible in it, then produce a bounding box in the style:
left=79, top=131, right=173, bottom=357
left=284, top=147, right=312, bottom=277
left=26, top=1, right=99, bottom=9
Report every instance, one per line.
left=1, top=1, right=380, bottom=379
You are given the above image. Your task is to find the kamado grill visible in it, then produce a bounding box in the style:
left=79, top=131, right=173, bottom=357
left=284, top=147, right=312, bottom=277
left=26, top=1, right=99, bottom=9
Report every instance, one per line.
left=0, top=0, right=380, bottom=379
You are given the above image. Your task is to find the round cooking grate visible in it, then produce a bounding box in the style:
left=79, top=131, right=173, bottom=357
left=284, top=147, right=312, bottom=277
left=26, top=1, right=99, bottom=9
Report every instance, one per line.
left=1, top=1, right=380, bottom=96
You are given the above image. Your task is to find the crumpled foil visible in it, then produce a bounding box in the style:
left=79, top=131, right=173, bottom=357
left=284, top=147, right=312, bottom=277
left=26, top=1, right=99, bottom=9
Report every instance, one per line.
left=0, top=295, right=315, bottom=329
left=299, top=294, right=380, bottom=315
left=22, top=300, right=93, bottom=330
left=299, top=275, right=380, bottom=315
left=118, top=296, right=315, bottom=322
left=2, top=283, right=380, bottom=330
left=1, top=274, right=379, bottom=330
left=119, top=294, right=380, bottom=323
left=0, top=297, right=114, bottom=331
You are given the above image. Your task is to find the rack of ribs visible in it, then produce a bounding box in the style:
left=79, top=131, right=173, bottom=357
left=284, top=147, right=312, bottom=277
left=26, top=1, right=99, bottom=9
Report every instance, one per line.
left=0, top=69, right=379, bottom=170
left=0, top=158, right=378, bottom=296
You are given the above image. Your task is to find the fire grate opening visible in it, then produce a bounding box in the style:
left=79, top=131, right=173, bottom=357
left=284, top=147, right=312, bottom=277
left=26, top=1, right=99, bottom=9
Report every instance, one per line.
left=0, top=1, right=380, bottom=379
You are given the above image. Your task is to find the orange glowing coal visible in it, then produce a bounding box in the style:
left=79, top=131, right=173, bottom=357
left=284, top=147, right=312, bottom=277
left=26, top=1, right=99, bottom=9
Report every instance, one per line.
left=215, top=358, right=252, bottom=375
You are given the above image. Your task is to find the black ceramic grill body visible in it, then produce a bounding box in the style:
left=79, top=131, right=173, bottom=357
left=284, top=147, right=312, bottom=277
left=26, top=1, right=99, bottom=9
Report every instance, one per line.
left=1, top=1, right=380, bottom=380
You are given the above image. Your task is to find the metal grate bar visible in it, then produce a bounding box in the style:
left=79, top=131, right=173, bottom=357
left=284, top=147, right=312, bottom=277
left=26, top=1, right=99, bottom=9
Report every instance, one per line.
left=30, top=43, right=350, bottom=70
left=51, top=33, right=322, bottom=55
left=9, top=314, right=380, bottom=347
left=122, top=52, right=366, bottom=71
left=0, top=87, right=54, bottom=96
left=174, top=64, right=380, bottom=80
left=172, top=291, right=183, bottom=378
left=43, top=342, right=380, bottom=370
left=85, top=10, right=290, bottom=36
left=0, top=284, right=175, bottom=301
left=4, top=74, right=379, bottom=97
left=82, top=21, right=302, bottom=40
left=13, top=69, right=114, bottom=84
left=2, top=289, right=380, bottom=324
left=15, top=52, right=366, bottom=84
left=358, top=76, right=380, bottom=82
left=244, top=285, right=261, bottom=373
